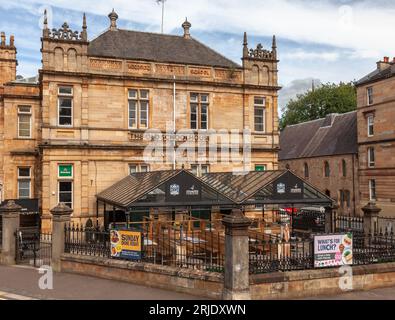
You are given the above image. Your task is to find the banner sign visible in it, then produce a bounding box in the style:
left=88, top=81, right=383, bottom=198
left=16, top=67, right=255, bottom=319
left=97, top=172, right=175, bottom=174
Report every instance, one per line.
left=110, top=230, right=142, bottom=260
left=314, top=233, right=353, bottom=268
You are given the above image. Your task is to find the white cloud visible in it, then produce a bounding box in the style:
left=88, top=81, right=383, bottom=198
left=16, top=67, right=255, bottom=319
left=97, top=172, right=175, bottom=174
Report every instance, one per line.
left=281, top=50, right=340, bottom=62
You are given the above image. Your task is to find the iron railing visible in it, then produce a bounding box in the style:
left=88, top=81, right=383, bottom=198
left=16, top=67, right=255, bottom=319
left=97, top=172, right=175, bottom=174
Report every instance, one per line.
left=64, top=223, right=225, bottom=272
left=249, top=233, right=313, bottom=274
left=15, top=228, right=52, bottom=267
left=334, top=214, right=364, bottom=235
left=376, top=217, right=395, bottom=236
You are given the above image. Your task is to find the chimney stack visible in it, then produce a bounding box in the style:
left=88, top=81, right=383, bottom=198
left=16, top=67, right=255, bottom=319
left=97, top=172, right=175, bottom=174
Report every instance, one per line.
left=377, top=56, right=392, bottom=71
left=1, top=32, right=5, bottom=46
left=182, top=18, right=191, bottom=39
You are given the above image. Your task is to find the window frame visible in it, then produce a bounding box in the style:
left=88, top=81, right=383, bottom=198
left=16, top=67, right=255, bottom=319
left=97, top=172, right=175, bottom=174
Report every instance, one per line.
left=367, top=87, right=373, bottom=105
left=254, top=97, right=266, bottom=133
left=190, top=164, right=209, bottom=177
left=342, top=159, right=347, bottom=178
left=57, top=86, right=74, bottom=127
left=17, top=105, right=32, bottom=138
left=304, top=163, right=309, bottom=178
left=189, top=93, right=209, bottom=130
left=58, top=180, right=73, bottom=209
left=369, top=179, right=377, bottom=201
left=367, top=115, right=374, bottom=137
left=129, top=164, right=150, bottom=175
left=128, top=89, right=150, bottom=130
left=17, top=167, right=31, bottom=199
left=368, top=147, right=375, bottom=168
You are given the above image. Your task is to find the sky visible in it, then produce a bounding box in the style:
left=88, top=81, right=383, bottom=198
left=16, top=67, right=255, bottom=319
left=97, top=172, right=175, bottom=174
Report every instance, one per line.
left=1, top=0, right=394, bottom=111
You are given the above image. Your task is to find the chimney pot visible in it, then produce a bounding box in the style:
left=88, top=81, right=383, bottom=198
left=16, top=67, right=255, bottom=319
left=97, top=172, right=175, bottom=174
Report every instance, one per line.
left=384, top=56, right=390, bottom=63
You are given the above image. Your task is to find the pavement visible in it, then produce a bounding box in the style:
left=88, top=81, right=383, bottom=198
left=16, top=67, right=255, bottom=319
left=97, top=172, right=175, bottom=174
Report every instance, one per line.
left=0, top=265, right=205, bottom=300
left=304, top=286, right=395, bottom=300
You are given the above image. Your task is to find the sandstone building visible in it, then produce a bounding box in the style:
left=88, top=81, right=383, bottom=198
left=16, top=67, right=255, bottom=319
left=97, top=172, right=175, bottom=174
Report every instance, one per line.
left=0, top=10, right=281, bottom=230
left=356, top=57, right=395, bottom=216
left=279, top=112, right=359, bottom=216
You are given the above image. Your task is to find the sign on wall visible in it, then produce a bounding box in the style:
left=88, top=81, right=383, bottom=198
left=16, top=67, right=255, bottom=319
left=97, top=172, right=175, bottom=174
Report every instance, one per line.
left=272, top=171, right=305, bottom=200
left=58, top=164, right=73, bottom=178
left=314, top=233, right=353, bottom=268
left=110, top=230, right=142, bottom=260
left=165, top=172, right=202, bottom=203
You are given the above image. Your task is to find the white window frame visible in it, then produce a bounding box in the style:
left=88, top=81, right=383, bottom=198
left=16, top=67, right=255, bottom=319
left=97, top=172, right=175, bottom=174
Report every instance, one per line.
left=367, top=115, right=374, bottom=137
left=190, top=164, right=209, bottom=177
left=17, top=106, right=32, bottom=138
left=254, top=97, right=266, bottom=132
left=129, top=164, right=150, bottom=175
left=128, top=89, right=150, bottom=130
left=369, top=179, right=376, bottom=201
left=57, top=86, right=74, bottom=127
left=368, top=147, right=375, bottom=168
left=367, top=87, right=373, bottom=106
left=190, top=93, right=209, bottom=131
left=17, top=167, right=31, bottom=199
left=58, top=180, right=73, bottom=209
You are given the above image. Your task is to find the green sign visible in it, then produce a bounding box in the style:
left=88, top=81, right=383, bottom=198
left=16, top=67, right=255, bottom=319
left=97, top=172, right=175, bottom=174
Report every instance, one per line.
left=255, top=165, right=266, bottom=172
left=59, top=165, right=73, bottom=178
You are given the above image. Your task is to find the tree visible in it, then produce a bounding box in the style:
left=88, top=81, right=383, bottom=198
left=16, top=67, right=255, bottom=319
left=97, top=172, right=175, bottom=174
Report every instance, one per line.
left=279, top=82, right=357, bottom=130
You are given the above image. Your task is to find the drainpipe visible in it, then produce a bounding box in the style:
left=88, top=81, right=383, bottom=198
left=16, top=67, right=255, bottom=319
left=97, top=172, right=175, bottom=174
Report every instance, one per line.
left=352, top=154, right=356, bottom=216
left=173, top=75, right=176, bottom=170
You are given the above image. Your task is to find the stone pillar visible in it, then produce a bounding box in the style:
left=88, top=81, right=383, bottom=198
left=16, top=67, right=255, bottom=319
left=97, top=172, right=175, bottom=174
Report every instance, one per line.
left=362, top=202, right=381, bottom=236
left=324, top=204, right=336, bottom=234
left=0, top=201, right=22, bottom=265
left=222, top=209, right=251, bottom=300
left=51, top=203, right=72, bottom=272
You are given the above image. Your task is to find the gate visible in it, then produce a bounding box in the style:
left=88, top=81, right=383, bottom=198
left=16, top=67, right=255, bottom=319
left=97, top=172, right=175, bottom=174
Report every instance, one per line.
left=15, top=228, right=52, bottom=267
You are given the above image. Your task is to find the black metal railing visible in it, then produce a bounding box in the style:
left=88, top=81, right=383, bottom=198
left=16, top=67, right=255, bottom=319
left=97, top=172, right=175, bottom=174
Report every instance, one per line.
left=376, top=217, right=395, bottom=236
left=353, top=233, right=395, bottom=265
left=249, top=233, right=313, bottom=274
left=334, top=214, right=364, bottom=235
left=64, top=223, right=224, bottom=273
left=15, top=228, right=52, bottom=267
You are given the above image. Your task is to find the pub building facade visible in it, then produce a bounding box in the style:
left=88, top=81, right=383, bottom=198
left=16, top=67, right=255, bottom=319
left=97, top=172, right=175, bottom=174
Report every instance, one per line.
left=0, top=10, right=282, bottom=230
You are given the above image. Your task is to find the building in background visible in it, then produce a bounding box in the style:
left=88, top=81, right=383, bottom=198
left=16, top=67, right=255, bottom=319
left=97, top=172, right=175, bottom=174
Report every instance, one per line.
left=356, top=57, right=395, bottom=217
left=0, top=10, right=281, bottom=230
left=279, top=112, right=359, bottom=216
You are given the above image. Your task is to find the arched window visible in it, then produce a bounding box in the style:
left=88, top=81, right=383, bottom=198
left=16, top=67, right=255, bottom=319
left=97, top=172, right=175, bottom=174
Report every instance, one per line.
left=325, top=189, right=331, bottom=197
left=324, top=161, right=330, bottom=177
left=304, top=163, right=309, bottom=178
left=342, top=159, right=347, bottom=177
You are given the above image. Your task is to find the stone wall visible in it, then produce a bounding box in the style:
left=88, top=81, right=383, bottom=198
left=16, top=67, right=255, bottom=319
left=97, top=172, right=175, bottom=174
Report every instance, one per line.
left=60, top=253, right=395, bottom=300
left=60, top=253, right=224, bottom=299
left=251, top=262, right=395, bottom=299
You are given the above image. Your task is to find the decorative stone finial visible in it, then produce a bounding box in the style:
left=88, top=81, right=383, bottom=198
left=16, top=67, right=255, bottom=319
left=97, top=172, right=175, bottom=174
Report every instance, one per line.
left=1, top=32, right=5, bottom=46
left=9, top=35, right=14, bottom=47
left=81, top=13, right=88, bottom=41
left=43, top=10, right=50, bottom=38
left=243, top=32, right=248, bottom=58
left=222, top=208, right=251, bottom=236
left=108, top=9, right=119, bottom=31
left=182, top=18, right=191, bottom=39
left=362, top=202, right=381, bottom=216
left=0, top=200, right=22, bottom=213
left=50, top=202, right=73, bottom=216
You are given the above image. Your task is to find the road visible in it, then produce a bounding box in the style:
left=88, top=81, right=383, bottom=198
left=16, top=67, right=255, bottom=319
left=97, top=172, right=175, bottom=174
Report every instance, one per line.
left=0, top=265, right=204, bottom=300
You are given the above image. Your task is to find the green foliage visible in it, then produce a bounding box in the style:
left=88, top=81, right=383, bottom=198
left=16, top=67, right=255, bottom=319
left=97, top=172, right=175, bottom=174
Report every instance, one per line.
left=279, top=82, right=357, bottom=130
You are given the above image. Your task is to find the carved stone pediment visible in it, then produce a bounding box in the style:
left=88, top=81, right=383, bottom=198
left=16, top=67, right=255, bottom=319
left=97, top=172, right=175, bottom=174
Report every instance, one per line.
left=249, top=44, right=275, bottom=60
left=49, top=22, right=84, bottom=41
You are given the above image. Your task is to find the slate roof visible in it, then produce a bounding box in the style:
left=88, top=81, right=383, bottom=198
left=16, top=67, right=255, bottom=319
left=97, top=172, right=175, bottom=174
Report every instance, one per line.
left=279, top=111, right=358, bottom=161
left=356, top=66, right=394, bottom=86
left=88, top=29, right=241, bottom=69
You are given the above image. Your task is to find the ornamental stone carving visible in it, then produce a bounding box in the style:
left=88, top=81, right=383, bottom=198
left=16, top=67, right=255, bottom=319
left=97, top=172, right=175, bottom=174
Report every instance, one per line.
left=49, top=22, right=84, bottom=41
left=249, top=44, right=275, bottom=60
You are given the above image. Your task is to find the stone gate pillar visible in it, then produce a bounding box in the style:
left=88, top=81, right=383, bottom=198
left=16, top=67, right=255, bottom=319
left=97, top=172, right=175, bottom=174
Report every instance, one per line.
left=362, top=202, right=381, bottom=235
left=51, top=203, right=72, bottom=272
left=325, top=204, right=337, bottom=234
left=0, top=201, right=22, bottom=265
left=222, top=208, right=251, bottom=300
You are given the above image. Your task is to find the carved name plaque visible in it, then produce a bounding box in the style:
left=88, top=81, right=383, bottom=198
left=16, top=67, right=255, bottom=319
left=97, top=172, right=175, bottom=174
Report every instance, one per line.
left=156, top=64, right=185, bottom=76
left=189, top=67, right=212, bottom=77
left=127, top=62, right=152, bottom=74
left=90, top=58, right=122, bottom=71
left=215, top=69, right=242, bottom=81
left=129, top=131, right=209, bottom=143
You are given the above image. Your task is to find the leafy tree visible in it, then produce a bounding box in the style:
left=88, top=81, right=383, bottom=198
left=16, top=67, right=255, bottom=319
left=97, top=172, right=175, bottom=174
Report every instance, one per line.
left=279, top=82, right=357, bottom=130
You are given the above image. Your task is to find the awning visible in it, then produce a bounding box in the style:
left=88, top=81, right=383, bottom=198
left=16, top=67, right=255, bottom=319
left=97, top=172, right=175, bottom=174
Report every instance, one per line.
left=97, top=170, right=333, bottom=209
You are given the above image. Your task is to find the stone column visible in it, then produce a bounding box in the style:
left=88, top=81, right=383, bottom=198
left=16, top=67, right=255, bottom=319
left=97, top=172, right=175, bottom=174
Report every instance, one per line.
left=362, top=202, right=381, bottom=236
left=51, top=203, right=72, bottom=272
left=0, top=201, right=22, bottom=265
left=222, top=209, right=251, bottom=300
left=325, top=204, right=337, bottom=234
